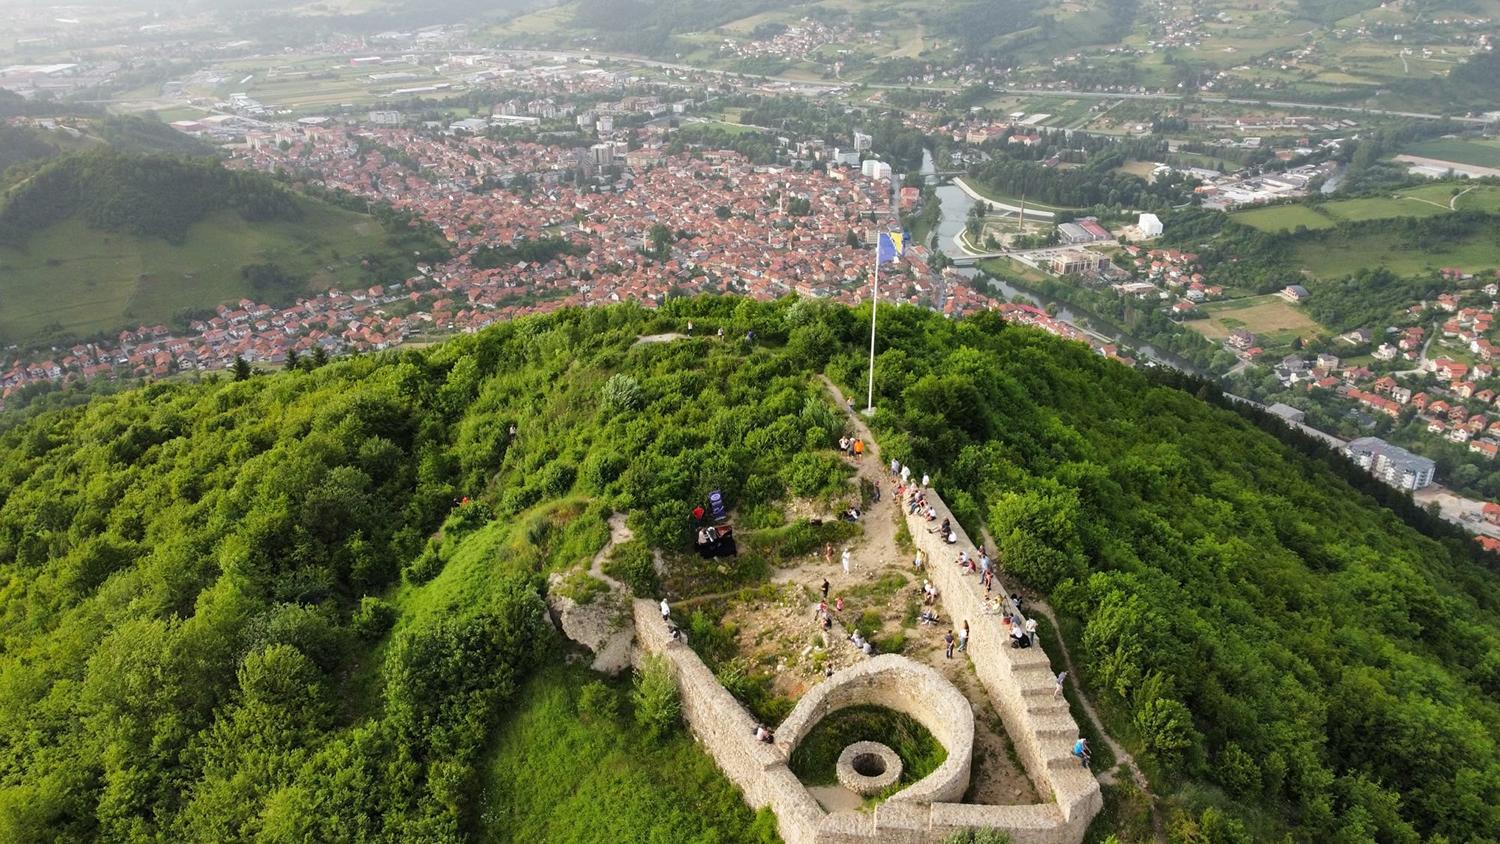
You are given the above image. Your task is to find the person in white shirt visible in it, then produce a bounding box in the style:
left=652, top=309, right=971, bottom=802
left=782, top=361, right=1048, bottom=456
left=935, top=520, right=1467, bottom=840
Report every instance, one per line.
left=659, top=598, right=670, bottom=621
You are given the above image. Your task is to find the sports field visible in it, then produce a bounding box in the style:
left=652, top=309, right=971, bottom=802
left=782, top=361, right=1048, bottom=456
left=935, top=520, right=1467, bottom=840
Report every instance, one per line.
left=0, top=198, right=393, bottom=347
left=1188, top=294, right=1325, bottom=344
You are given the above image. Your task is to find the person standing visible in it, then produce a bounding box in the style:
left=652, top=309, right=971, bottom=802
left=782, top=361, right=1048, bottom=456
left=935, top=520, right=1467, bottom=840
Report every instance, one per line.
left=900, top=464, right=910, bottom=485
left=921, top=472, right=930, bottom=489
left=1073, top=737, right=1090, bottom=768
left=958, top=621, right=969, bottom=653
left=841, top=547, right=851, bottom=575
left=659, top=598, right=671, bottom=622
left=1025, top=617, right=1039, bottom=642
left=944, top=630, right=955, bottom=659
left=873, top=480, right=881, bottom=502
left=821, top=578, right=830, bottom=600
left=1054, top=671, right=1068, bottom=698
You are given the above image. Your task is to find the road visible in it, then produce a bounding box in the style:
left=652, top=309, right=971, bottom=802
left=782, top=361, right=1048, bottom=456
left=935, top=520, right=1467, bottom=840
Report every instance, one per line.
left=864, top=83, right=1490, bottom=124
left=498, top=49, right=1487, bottom=123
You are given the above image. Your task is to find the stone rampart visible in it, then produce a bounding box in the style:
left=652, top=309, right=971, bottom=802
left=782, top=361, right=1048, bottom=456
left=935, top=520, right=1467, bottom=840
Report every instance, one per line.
left=902, top=486, right=1102, bottom=836
left=634, top=592, right=1098, bottom=844
left=776, top=654, right=973, bottom=805
left=633, top=600, right=826, bottom=842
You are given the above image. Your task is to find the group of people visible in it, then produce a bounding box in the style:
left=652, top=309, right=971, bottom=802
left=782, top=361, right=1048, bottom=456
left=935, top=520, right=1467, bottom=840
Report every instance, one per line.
left=1004, top=613, right=1038, bottom=649
left=943, top=621, right=971, bottom=659
left=837, top=435, right=866, bottom=459
left=848, top=629, right=875, bottom=655
left=920, top=579, right=940, bottom=605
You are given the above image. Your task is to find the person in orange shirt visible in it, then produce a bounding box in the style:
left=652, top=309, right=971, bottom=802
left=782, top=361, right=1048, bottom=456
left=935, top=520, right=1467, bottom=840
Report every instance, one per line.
left=853, top=438, right=864, bottom=458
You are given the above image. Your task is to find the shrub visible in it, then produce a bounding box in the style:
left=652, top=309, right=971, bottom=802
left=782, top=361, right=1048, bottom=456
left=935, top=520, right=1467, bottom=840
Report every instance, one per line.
left=632, top=655, right=680, bottom=741
left=404, top=537, right=446, bottom=584
left=351, top=596, right=397, bottom=641
left=577, top=679, right=619, bottom=724
left=603, top=539, right=657, bottom=597
left=601, top=373, right=643, bottom=414
left=780, top=451, right=848, bottom=498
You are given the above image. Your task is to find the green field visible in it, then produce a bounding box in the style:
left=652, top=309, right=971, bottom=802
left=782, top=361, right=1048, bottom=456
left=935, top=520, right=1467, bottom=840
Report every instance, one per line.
left=1232, top=183, right=1500, bottom=232
left=1402, top=138, right=1500, bottom=169
left=1233, top=204, right=1338, bottom=232
left=1295, top=229, right=1500, bottom=279
left=0, top=197, right=395, bottom=346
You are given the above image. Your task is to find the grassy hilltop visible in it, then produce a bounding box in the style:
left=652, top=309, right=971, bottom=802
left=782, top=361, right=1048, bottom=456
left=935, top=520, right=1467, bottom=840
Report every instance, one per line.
left=0, top=299, right=1498, bottom=842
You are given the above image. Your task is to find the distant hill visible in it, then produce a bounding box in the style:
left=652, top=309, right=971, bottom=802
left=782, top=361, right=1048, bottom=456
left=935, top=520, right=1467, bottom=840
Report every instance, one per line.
left=0, top=114, right=215, bottom=189
left=0, top=151, right=446, bottom=348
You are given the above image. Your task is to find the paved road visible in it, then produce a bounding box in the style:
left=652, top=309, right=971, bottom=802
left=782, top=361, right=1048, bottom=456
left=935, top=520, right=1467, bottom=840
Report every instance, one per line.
left=498, top=49, right=1487, bottom=122
left=869, top=83, right=1490, bottom=124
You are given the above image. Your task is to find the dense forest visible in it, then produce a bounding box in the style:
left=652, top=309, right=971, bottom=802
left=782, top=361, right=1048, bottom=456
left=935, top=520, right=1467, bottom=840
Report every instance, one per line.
left=0, top=150, right=301, bottom=246
left=2, top=299, right=1499, bottom=842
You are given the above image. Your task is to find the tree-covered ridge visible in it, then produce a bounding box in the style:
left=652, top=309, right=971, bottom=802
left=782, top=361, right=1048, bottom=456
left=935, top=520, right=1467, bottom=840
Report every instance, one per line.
left=0, top=301, right=843, bottom=842
left=0, top=150, right=301, bottom=246
left=0, top=298, right=1497, bottom=841
left=828, top=307, right=1500, bottom=840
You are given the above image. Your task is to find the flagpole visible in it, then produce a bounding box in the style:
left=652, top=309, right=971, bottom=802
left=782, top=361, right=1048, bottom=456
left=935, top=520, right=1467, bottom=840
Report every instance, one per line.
left=866, top=234, right=879, bottom=413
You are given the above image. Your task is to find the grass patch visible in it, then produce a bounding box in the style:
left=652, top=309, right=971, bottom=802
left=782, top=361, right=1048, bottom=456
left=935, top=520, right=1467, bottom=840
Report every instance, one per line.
left=741, top=518, right=861, bottom=565
left=1231, top=204, right=1335, bottom=232
left=554, top=569, right=609, bottom=605
left=789, top=705, right=947, bottom=787
left=1189, top=294, right=1325, bottom=342
left=1084, top=779, right=1157, bottom=844
left=478, top=661, right=781, bottom=844
left=842, top=570, right=910, bottom=602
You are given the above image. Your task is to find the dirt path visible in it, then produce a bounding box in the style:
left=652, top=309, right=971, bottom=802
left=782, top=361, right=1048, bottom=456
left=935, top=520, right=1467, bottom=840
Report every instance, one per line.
left=806, top=375, right=1038, bottom=805
left=633, top=332, right=688, bottom=346
left=589, top=512, right=633, bottom=588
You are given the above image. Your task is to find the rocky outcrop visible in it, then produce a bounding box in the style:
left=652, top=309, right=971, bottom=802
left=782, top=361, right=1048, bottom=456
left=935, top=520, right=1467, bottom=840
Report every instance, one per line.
left=547, top=575, right=634, bottom=675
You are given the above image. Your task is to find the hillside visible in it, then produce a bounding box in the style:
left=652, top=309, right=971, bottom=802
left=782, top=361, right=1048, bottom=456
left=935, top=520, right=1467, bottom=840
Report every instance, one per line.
left=0, top=115, right=214, bottom=187
left=0, top=300, right=1498, bottom=841
left=0, top=151, right=446, bottom=348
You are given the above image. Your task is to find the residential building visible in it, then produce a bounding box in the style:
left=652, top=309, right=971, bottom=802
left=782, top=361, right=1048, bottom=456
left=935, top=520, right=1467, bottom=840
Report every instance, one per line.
left=1344, top=437, right=1436, bottom=490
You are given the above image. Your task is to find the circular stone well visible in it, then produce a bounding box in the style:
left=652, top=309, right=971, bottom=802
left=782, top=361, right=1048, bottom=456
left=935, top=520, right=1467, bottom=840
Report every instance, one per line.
left=836, top=741, right=903, bottom=796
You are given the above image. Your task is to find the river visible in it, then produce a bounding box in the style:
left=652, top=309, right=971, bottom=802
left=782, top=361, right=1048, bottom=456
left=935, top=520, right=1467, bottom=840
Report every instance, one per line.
left=919, top=150, right=1176, bottom=365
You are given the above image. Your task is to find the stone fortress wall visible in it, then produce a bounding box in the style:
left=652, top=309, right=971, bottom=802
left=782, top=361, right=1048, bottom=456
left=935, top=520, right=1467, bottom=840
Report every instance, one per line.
left=630, top=484, right=1101, bottom=844
left=902, top=484, right=1103, bottom=838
